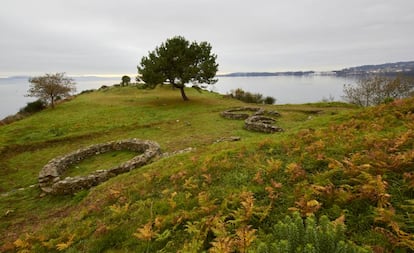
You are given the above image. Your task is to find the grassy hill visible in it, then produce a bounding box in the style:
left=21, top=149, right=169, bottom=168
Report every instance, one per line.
left=0, top=85, right=413, bottom=252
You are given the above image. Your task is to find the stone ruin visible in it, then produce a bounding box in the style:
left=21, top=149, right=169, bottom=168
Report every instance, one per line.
left=220, top=107, right=265, bottom=120
left=244, top=115, right=283, bottom=133
left=38, top=139, right=161, bottom=195
left=220, top=106, right=283, bottom=133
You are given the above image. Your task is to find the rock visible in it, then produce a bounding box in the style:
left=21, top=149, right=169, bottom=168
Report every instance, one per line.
left=215, top=136, right=241, bottom=143
left=244, top=115, right=284, bottom=133
left=160, top=147, right=195, bottom=158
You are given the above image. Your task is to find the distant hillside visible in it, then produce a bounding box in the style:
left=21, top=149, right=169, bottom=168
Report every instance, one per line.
left=334, top=61, right=414, bottom=76
left=219, top=71, right=315, bottom=77
left=219, top=61, right=414, bottom=77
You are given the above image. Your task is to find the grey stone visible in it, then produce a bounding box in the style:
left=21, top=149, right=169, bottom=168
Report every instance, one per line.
left=160, top=147, right=195, bottom=158
left=215, top=136, right=241, bottom=143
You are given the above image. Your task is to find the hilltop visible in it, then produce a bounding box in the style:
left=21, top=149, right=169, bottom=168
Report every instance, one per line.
left=0, top=85, right=413, bottom=252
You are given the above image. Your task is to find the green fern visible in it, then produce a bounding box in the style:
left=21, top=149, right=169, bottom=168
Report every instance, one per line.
left=255, top=212, right=371, bottom=253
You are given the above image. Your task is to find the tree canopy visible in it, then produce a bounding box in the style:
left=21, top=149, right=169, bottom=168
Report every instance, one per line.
left=27, top=72, right=76, bottom=108
left=138, top=36, right=219, bottom=100
left=121, top=75, right=131, bottom=86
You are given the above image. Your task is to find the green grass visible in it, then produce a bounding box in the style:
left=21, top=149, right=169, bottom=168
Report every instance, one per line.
left=64, top=150, right=140, bottom=178
left=1, top=84, right=413, bottom=252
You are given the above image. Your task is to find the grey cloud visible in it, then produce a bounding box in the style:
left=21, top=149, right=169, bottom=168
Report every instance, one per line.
left=1, top=0, right=413, bottom=76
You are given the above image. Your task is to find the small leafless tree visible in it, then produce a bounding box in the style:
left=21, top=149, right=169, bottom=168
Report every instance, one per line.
left=27, top=73, right=76, bottom=108
left=342, top=75, right=414, bottom=107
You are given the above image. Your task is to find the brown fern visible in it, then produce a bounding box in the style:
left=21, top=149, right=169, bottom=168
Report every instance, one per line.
left=133, top=221, right=157, bottom=241
left=235, top=225, right=256, bottom=253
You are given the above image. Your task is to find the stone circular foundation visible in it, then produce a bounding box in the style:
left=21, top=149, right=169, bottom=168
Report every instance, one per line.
left=244, top=115, right=284, bottom=133
left=220, top=107, right=264, bottom=119
left=221, top=107, right=283, bottom=133
left=38, top=139, right=161, bottom=195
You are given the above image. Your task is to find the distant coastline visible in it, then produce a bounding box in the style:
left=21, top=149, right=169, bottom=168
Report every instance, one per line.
left=218, top=71, right=316, bottom=77
left=2, top=60, right=414, bottom=80
left=218, top=60, right=414, bottom=77
left=1, top=60, right=413, bottom=120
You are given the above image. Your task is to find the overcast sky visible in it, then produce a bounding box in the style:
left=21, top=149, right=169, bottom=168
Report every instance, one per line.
left=1, top=0, right=413, bottom=77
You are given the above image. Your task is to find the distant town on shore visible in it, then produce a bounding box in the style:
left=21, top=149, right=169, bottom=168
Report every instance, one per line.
left=218, top=60, right=414, bottom=77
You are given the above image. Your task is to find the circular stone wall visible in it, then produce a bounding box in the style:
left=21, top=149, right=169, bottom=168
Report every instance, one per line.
left=244, top=115, right=284, bottom=133
left=220, top=107, right=264, bottom=119
left=220, top=107, right=283, bottom=133
left=38, top=139, right=161, bottom=195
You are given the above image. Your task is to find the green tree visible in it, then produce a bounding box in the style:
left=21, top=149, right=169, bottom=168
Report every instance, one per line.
left=27, top=72, right=76, bottom=108
left=137, top=36, right=219, bottom=101
left=121, top=75, right=131, bottom=86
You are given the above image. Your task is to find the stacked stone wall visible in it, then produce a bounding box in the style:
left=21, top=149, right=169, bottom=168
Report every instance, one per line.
left=220, top=107, right=264, bottom=119
left=220, top=107, right=283, bottom=133
left=38, top=139, right=161, bottom=195
left=244, top=115, right=283, bottom=133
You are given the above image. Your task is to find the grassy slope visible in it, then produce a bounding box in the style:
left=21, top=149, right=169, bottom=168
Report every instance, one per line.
left=0, top=85, right=413, bottom=252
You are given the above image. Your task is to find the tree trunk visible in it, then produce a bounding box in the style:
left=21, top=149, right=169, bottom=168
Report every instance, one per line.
left=179, top=87, right=189, bottom=101
left=50, top=95, right=55, bottom=108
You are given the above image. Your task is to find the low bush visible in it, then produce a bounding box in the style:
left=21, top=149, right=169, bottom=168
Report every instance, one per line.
left=136, top=83, right=157, bottom=89
left=264, top=96, right=276, bottom=105
left=229, top=88, right=276, bottom=104
left=19, top=99, right=46, bottom=114
left=79, top=89, right=96, bottom=94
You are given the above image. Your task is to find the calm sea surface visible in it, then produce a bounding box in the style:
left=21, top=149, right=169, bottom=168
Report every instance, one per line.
left=0, top=75, right=356, bottom=119
left=213, top=75, right=354, bottom=104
